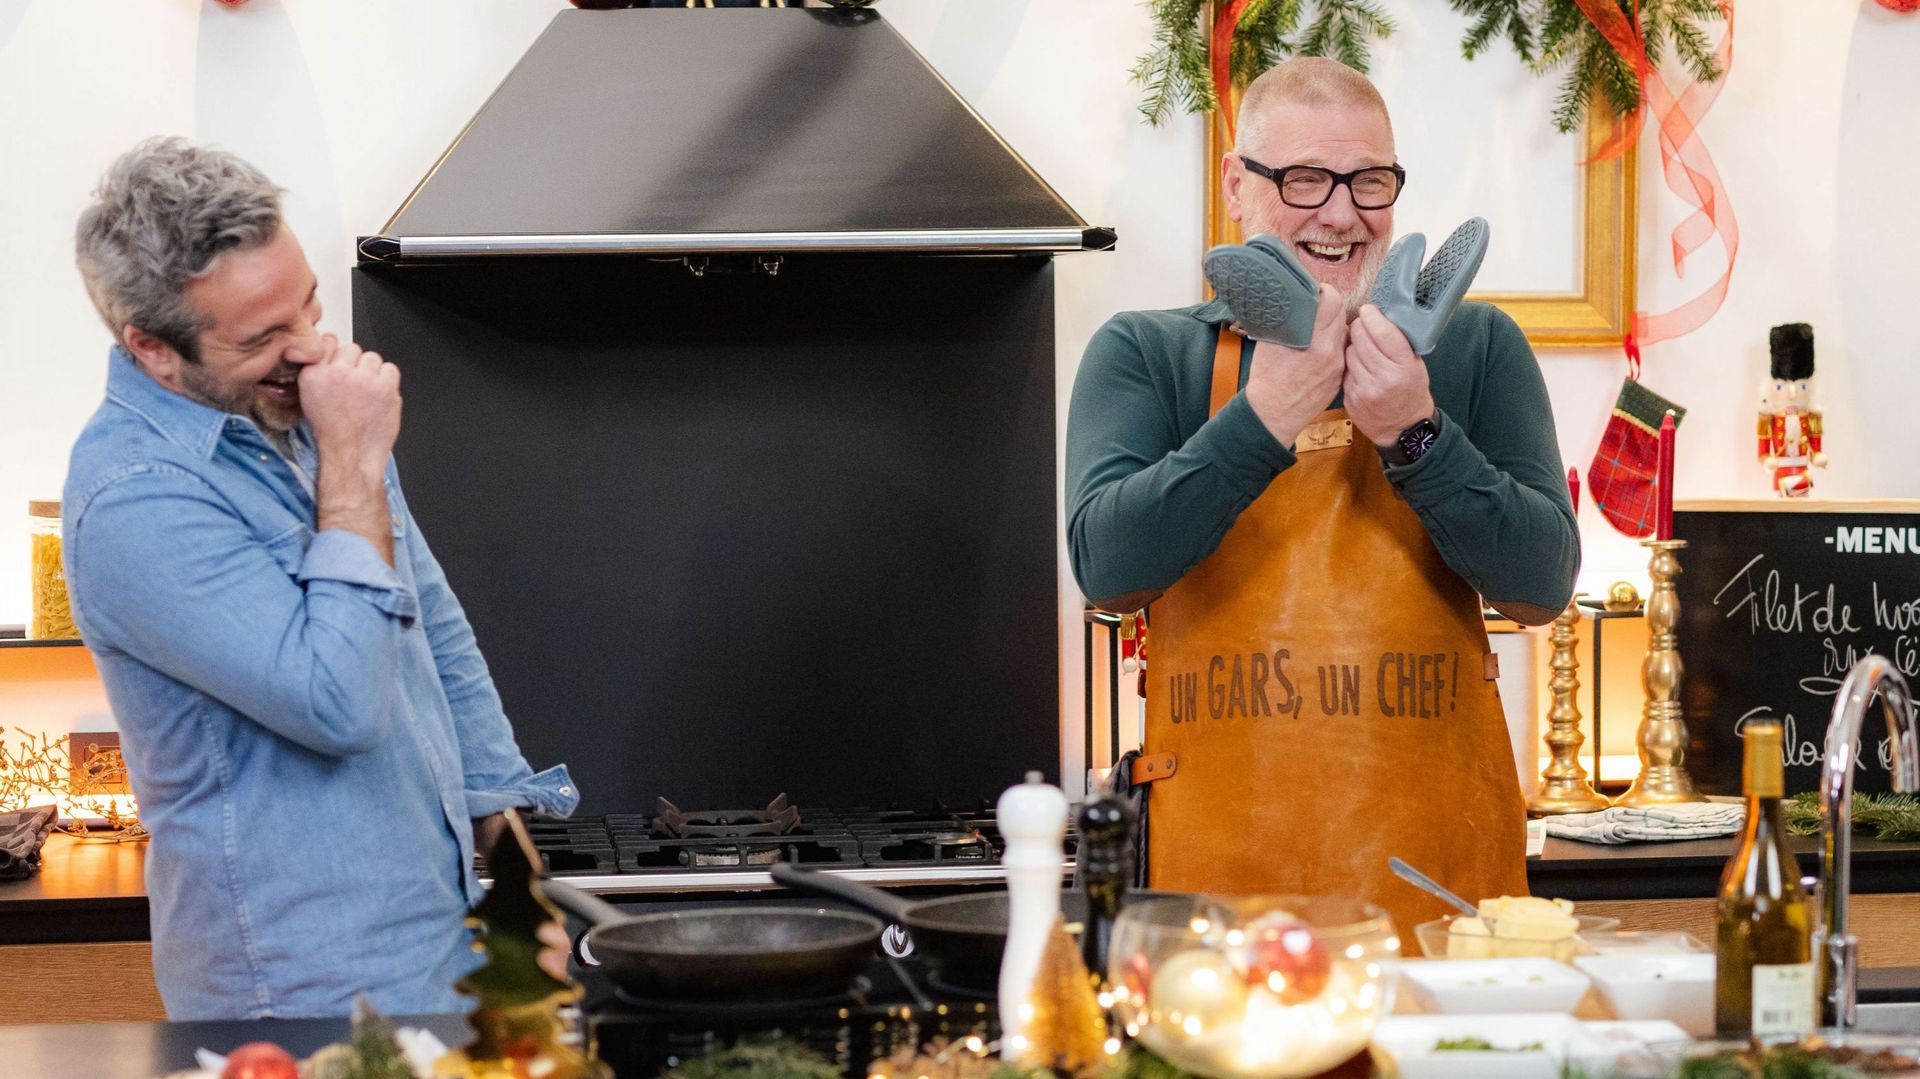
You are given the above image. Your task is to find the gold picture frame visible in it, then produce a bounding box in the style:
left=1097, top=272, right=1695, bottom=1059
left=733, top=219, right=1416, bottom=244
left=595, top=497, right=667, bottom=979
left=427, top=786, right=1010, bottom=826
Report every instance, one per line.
left=1203, top=91, right=1638, bottom=349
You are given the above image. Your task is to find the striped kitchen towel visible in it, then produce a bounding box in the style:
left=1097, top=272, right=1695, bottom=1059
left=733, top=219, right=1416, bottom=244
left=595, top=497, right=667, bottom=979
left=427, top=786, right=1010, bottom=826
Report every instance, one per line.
left=1544, top=803, right=1745, bottom=844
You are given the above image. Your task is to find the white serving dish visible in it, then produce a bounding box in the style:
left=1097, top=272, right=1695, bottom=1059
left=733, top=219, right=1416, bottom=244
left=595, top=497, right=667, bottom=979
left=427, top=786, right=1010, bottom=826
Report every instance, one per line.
left=1398, top=957, right=1591, bottom=1014
left=1371, top=1014, right=1607, bottom=1079
left=1573, top=953, right=1716, bottom=1036
left=1578, top=929, right=1707, bottom=956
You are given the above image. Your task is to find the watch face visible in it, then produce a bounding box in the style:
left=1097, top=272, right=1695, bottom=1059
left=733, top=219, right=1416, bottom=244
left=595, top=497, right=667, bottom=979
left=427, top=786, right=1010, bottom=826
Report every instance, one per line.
left=1399, top=419, right=1439, bottom=462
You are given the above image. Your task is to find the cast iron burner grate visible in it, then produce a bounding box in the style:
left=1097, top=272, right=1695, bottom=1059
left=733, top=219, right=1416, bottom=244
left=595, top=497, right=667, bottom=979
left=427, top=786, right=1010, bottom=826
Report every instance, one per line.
left=650, top=794, right=803, bottom=839
left=607, top=813, right=861, bottom=873
left=479, top=817, right=617, bottom=876
left=858, top=829, right=994, bottom=864
left=511, top=797, right=1060, bottom=876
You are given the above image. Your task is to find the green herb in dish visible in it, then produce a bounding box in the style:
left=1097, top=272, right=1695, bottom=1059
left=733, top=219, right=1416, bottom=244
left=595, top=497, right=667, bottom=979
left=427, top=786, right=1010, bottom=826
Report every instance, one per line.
left=1432, top=1037, right=1545, bottom=1052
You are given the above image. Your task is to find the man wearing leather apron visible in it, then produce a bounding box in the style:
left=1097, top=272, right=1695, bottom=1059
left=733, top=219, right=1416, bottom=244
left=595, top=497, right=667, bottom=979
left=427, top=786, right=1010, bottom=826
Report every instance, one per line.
left=1065, top=58, right=1578, bottom=939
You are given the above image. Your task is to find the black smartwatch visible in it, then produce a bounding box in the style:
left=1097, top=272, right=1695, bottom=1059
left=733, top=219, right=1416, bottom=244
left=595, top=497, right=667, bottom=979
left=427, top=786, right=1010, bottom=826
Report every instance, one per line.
left=1384, top=413, right=1440, bottom=466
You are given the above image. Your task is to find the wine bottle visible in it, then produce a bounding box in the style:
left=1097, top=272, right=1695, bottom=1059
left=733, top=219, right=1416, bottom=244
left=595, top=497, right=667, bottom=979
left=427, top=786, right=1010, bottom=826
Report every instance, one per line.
left=1715, top=720, right=1815, bottom=1037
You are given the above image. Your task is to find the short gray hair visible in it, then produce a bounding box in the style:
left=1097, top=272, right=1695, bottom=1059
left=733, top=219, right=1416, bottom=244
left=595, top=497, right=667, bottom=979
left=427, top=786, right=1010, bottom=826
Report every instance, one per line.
left=1235, top=57, right=1392, bottom=158
left=74, top=137, right=284, bottom=363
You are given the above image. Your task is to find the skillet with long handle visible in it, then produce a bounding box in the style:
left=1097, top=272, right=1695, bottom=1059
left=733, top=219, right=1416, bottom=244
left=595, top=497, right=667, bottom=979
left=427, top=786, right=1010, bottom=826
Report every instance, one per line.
left=542, top=878, right=883, bottom=1003
left=770, top=863, right=1187, bottom=994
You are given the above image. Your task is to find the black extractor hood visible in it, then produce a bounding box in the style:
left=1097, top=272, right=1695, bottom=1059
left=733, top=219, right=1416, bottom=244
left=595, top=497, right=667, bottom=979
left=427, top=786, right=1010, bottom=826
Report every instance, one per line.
left=359, top=7, right=1115, bottom=261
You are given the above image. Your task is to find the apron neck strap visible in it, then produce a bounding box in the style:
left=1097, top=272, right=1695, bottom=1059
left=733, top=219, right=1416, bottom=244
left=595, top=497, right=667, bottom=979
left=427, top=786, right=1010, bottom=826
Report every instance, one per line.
left=1209, top=327, right=1241, bottom=418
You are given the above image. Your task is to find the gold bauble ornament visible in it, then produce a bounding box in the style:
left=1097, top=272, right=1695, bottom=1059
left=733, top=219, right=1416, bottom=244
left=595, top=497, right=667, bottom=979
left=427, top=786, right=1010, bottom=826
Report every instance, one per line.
left=1604, top=581, right=1643, bottom=612
left=1147, top=948, right=1248, bottom=1036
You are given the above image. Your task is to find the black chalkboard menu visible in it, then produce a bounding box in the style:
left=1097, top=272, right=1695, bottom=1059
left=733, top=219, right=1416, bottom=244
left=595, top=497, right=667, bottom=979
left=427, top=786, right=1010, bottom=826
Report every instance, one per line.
left=1676, top=500, right=1920, bottom=797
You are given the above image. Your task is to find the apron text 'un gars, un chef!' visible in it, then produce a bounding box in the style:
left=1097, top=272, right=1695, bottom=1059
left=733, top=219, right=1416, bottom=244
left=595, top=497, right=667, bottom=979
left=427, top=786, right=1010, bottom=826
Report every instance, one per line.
left=1139, top=328, right=1527, bottom=940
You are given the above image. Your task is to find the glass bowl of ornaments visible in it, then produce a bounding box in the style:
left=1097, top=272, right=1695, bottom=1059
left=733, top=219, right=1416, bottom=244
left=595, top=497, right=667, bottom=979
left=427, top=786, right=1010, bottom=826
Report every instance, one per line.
left=1106, top=894, right=1399, bottom=1079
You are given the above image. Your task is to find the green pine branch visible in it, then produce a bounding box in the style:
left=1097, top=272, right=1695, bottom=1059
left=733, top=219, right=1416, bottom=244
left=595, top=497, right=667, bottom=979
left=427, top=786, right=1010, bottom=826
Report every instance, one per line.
left=1133, top=0, right=1394, bottom=126
left=1785, top=790, right=1920, bottom=841
left=1451, top=0, right=1728, bottom=133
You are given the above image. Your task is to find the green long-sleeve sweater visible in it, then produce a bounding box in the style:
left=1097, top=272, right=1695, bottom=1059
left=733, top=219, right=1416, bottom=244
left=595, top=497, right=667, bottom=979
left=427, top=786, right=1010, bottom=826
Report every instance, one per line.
left=1065, top=297, right=1579, bottom=620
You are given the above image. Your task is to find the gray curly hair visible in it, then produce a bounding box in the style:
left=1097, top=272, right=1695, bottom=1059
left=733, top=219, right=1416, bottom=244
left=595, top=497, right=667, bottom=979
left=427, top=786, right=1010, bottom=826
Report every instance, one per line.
left=75, top=137, right=285, bottom=364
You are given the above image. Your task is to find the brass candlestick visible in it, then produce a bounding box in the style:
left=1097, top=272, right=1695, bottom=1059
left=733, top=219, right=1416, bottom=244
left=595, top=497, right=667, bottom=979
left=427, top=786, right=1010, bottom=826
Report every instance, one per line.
left=1528, top=596, right=1610, bottom=815
left=1614, top=539, right=1705, bottom=806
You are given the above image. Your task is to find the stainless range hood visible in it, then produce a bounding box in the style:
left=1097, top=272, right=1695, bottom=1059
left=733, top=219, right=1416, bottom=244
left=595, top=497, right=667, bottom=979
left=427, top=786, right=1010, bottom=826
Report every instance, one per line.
left=360, top=7, right=1115, bottom=261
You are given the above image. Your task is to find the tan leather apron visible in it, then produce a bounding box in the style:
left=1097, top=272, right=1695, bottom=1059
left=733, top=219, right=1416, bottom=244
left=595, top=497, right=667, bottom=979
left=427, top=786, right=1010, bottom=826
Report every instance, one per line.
left=1142, top=328, right=1527, bottom=940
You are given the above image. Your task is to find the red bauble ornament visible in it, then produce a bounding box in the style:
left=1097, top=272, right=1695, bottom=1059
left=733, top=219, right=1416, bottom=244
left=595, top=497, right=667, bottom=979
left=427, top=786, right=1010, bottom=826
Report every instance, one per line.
left=221, top=1042, right=299, bottom=1079
left=1122, top=952, right=1154, bottom=1006
left=1238, top=917, right=1332, bottom=1004
left=1876, top=0, right=1918, bottom=11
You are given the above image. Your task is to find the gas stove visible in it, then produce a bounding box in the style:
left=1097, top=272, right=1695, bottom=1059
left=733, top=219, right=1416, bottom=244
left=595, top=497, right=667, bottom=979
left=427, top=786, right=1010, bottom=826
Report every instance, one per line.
left=585, top=958, right=999, bottom=1079
left=498, top=795, right=1076, bottom=893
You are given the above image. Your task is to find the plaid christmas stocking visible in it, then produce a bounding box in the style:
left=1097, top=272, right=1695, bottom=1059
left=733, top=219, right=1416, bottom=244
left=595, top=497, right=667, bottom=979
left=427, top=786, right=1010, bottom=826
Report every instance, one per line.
left=1588, top=379, right=1687, bottom=538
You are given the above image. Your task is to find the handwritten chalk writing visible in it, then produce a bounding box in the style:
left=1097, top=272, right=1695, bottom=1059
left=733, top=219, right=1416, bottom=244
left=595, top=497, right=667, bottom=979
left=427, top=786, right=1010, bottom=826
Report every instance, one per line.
left=1822, top=638, right=1872, bottom=678
left=1316, top=664, right=1362, bottom=716
left=1733, top=706, right=1893, bottom=774
left=1899, top=636, right=1920, bottom=679
left=1874, top=584, right=1920, bottom=632
left=1376, top=651, right=1456, bottom=718
left=1713, top=554, right=1859, bottom=636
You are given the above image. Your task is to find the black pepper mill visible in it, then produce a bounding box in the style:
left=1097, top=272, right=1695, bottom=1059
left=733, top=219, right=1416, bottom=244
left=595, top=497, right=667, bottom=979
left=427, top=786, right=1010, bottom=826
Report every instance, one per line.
left=1076, top=793, right=1135, bottom=983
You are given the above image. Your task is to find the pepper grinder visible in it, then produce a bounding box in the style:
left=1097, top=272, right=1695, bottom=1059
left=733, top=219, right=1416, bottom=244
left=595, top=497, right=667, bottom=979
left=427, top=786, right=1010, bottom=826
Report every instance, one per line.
left=1077, top=794, right=1135, bottom=983
left=998, top=770, right=1067, bottom=1061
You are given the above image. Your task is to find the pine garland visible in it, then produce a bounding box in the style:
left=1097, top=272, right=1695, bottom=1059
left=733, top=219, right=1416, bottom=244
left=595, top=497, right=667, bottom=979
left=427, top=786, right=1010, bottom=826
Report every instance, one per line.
left=1133, top=0, right=1726, bottom=135
left=1132, top=0, right=1396, bottom=126
left=1448, top=0, right=1727, bottom=133
left=1784, top=790, right=1920, bottom=841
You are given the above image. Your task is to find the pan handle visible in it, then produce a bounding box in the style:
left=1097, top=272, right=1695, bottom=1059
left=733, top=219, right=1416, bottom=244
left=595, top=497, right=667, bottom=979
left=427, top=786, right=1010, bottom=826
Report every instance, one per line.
left=541, top=878, right=632, bottom=928
left=770, top=862, right=917, bottom=922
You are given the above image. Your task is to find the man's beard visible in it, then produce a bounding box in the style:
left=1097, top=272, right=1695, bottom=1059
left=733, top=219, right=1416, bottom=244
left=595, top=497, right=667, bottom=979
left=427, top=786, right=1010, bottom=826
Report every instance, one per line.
left=1342, top=234, right=1391, bottom=320
left=1282, top=224, right=1393, bottom=320
left=179, top=363, right=301, bottom=436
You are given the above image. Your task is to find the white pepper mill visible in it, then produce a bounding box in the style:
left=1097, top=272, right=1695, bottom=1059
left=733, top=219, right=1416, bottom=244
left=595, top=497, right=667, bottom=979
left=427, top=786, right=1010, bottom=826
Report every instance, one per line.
left=997, top=769, right=1067, bottom=1060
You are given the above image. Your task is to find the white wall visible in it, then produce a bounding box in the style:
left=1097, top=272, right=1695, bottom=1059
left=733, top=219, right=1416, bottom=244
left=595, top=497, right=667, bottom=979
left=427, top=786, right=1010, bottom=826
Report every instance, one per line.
left=2, top=0, right=1915, bottom=787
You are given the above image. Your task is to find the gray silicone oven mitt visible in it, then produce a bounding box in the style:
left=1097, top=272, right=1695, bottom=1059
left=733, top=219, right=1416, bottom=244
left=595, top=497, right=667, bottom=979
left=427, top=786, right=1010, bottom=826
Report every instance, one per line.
left=1368, top=217, right=1489, bottom=356
left=1203, top=234, right=1320, bottom=349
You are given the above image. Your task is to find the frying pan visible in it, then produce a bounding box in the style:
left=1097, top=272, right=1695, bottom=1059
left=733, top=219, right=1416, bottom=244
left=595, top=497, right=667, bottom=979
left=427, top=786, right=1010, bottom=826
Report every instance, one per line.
left=542, top=878, right=883, bottom=1003
left=770, top=863, right=1184, bottom=994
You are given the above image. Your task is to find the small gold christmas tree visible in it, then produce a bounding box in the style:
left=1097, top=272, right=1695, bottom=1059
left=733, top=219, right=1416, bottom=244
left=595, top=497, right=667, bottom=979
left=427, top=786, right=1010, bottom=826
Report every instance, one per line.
left=1014, top=916, right=1111, bottom=1078
left=434, top=810, right=609, bottom=1079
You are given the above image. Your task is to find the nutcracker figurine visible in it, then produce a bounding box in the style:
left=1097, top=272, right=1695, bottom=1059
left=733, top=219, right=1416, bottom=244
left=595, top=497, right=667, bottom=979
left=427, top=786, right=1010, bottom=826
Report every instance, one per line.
left=1758, top=323, right=1825, bottom=497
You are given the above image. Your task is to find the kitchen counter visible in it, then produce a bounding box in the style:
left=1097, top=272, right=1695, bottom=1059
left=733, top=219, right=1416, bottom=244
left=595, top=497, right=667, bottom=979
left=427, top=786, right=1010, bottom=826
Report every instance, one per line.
left=1534, top=832, right=1920, bottom=901
left=5, top=828, right=1920, bottom=1027
left=0, top=1013, right=471, bottom=1079
left=9, top=831, right=1920, bottom=945
left=10, top=985, right=1920, bottom=1079
left=0, top=833, right=150, bottom=945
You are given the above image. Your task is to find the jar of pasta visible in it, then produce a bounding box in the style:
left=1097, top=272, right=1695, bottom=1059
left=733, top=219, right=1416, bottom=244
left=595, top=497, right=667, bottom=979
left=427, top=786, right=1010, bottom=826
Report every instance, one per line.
left=28, top=500, right=75, bottom=640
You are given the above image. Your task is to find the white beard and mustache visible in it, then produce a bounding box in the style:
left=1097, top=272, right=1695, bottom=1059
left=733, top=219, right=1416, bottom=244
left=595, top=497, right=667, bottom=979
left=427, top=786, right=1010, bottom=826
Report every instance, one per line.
left=1292, top=227, right=1392, bottom=321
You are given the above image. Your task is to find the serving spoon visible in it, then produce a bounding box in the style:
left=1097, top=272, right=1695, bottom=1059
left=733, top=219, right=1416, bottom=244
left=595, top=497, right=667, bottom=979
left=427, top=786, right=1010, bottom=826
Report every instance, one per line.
left=1387, top=856, right=1480, bottom=918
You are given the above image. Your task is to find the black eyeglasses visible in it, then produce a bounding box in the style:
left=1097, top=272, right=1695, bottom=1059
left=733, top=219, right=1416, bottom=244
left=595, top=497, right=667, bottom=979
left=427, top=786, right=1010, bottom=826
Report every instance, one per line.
left=1240, top=157, right=1407, bottom=210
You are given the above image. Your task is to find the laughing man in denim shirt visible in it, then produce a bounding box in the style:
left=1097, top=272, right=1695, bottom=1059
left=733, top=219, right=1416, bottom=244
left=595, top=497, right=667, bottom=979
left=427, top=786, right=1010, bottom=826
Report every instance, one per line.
left=62, top=138, right=580, bottom=1020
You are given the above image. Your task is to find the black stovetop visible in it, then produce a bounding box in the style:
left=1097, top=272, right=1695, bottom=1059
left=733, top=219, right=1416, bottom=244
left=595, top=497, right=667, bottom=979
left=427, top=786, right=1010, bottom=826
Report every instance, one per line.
left=511, top=798, right=1077, bottom=877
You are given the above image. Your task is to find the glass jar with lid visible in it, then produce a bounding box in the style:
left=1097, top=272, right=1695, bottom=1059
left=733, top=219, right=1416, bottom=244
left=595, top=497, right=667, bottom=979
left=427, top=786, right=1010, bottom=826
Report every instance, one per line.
left=28, top=500, right=76, bottom=640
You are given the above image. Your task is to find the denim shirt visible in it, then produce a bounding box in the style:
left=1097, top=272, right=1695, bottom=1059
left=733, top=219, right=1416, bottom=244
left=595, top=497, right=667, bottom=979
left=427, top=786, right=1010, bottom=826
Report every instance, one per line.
left=63, top=348, right=580, bottom=1020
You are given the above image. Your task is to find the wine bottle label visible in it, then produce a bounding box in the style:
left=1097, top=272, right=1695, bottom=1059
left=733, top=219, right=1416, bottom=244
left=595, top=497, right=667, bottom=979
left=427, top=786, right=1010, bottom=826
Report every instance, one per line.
left=1751, top=962, right=1815, bottom=1035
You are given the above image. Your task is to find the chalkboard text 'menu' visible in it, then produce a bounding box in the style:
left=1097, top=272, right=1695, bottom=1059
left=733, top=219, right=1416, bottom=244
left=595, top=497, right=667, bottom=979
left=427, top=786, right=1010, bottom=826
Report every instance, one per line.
left=1830, top=527, right=1920, bottom=555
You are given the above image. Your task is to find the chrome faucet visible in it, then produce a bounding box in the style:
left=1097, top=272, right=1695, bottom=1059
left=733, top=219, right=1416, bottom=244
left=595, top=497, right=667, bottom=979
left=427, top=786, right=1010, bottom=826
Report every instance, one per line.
left=1818, top=655, right=1920, bottom=1028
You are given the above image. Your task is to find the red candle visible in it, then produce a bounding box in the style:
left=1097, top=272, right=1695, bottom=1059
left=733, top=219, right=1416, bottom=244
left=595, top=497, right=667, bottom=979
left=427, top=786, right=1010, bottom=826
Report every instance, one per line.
left=1567, top=467, right=1580, bottom=515
left=1655, top=411, right=1676, bottom=541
